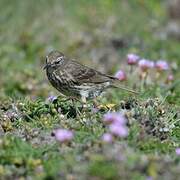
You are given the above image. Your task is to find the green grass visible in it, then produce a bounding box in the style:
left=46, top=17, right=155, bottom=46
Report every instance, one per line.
left=0, top=0, right=179, bottom=179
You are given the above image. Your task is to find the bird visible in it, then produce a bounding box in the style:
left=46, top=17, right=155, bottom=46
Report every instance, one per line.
left=44, top=50, right=137, bottom=103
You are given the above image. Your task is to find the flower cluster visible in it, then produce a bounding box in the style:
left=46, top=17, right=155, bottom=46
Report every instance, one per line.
left=114, top=53, right=174, bottom=86
left=155, top=60, right=169, bottom=71
left=176, top=148, right=180, bottom=156
left=115, top=70, right=126, bottom=81
left=102, top=112, right=128, bottom=143
left=53, top=129, right=74, bottom=143
left=138, top=59, right=154, bottom=71
left=127, top=53, right=139, bottom=65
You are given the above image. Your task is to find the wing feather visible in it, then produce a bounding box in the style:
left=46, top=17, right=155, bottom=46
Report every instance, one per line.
left=64, top=61, right=113, bottom=85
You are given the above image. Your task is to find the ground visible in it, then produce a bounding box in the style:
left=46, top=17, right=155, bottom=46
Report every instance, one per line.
left=0, top=0, right=179, bottom=180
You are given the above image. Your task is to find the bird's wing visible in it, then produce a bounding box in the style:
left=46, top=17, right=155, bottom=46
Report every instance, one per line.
left=64, top=60, right=114, bottom=85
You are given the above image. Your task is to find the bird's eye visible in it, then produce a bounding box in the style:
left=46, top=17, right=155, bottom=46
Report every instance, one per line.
left=57, top=56, right=63, bottom=61
left=53, top=56, right=64, bottom=65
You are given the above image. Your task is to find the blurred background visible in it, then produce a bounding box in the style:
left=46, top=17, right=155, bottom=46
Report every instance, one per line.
left=0, top=0, right=179, bottom=98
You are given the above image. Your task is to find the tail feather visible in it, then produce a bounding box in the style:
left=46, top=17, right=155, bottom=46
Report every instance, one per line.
left=111, top=79, right=139, bottom=94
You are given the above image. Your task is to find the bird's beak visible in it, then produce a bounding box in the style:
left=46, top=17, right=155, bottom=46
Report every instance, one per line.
left=43, top=64, right=49, bottom=70
left=43, top=56, right=49, bottom=70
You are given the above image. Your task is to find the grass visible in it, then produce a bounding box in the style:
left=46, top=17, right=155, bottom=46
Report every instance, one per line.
left=0, top=0, right=179, bottom=179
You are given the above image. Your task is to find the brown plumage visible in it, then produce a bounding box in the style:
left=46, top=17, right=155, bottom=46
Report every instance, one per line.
left=44, top=50, right=137, bottom=102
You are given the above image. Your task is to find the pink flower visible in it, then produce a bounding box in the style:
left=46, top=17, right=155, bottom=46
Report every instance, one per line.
left=127, top=53, right=139, bottom=65
left=146, top=176, right=153, bottom=180
left=175, top=148, right=180, bottom=156
left=115, top=70, right=127, bottom=81
left=103, top=112, right=126, bottom=125
left=91, top=107, right=99, bottom=113
left=53, top=129, right=73, bottom=143
left=102, top=133, right=113, bottom=143
left=138, top=59, right=154, bottom=71
left=155, top=60, right=169, bottom=71
left=109, top=123, right=128, bottom=137
left=47, top=95, right=57, bottom=103
left=167, top=74, right=174, bottom=82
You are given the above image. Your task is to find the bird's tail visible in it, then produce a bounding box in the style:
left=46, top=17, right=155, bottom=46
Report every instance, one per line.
left=111, top=79, right=139, bottom=94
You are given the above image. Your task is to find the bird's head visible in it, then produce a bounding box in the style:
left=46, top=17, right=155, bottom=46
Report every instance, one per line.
left=44, top=50, right=65, bottom=69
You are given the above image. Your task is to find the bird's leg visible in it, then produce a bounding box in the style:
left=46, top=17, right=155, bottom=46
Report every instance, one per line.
left=90, top=99, right=100, bottom=113
left=81, top=96, right=88, bottom=110
left=57, top=96, right=82, bottom=115
left=92, top=99, right=99, bottom=108
left=71, top=98, right=81, bottom=116
left=81, top=96, right=87, bottom=104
